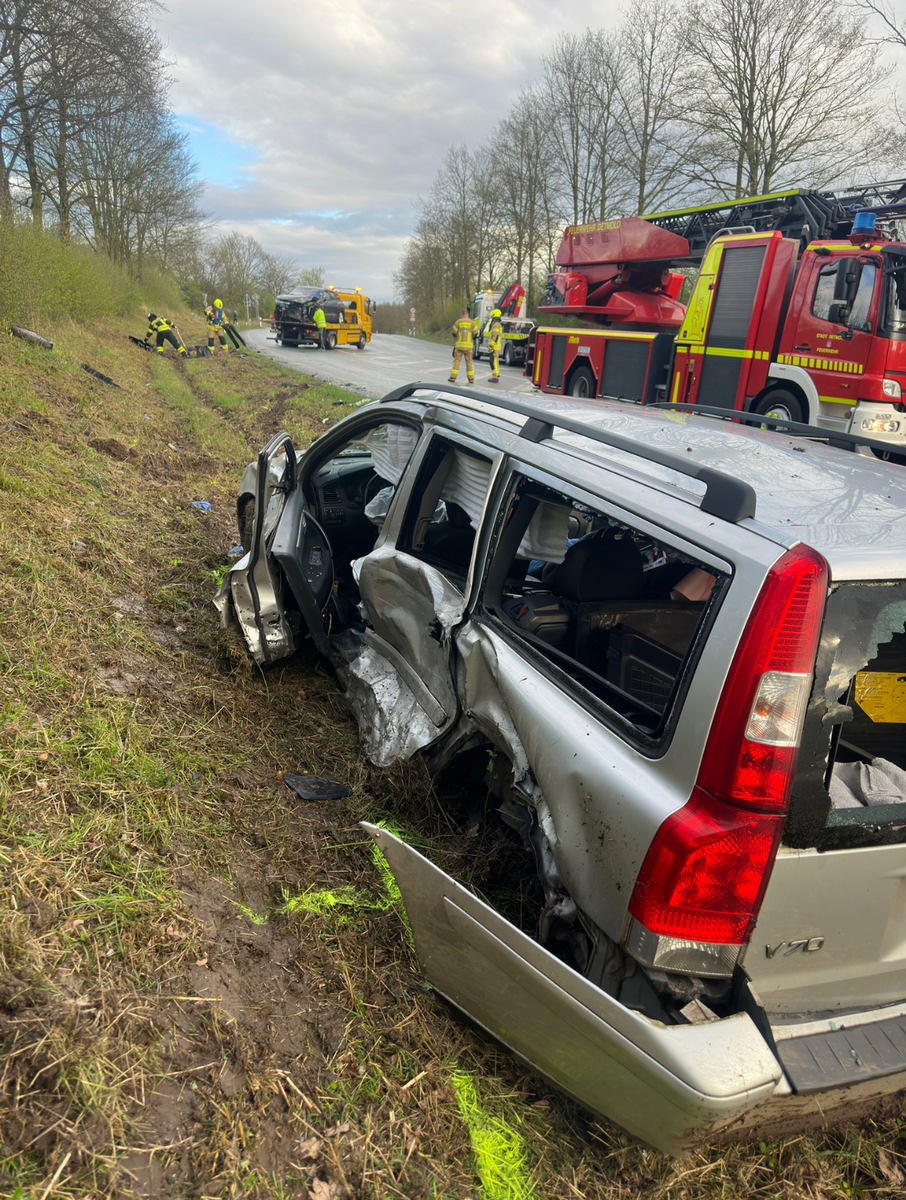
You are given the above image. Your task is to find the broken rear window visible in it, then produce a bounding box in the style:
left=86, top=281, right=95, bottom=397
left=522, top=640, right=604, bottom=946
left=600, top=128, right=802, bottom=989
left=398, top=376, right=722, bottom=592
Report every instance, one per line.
left=480, top=477, right=728, bottom=744
left=788, top=581, right=906, bottom=849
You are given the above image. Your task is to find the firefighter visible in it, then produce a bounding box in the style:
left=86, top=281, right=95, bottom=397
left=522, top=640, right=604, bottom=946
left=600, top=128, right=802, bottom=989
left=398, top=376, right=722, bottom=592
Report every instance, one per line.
left=449, top=307, right=476, bottom=384
left=145, top=313, right=186, bottom=355
left=205, top=298, right=229, bottom=352
left=313, top=303, right=327, bottom=349
left=486, top=308, right=503, bottom=382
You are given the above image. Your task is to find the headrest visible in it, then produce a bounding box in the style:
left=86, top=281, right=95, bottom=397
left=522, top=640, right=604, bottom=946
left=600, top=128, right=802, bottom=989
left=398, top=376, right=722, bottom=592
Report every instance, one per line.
left=546, top=529, right=644, bottom=602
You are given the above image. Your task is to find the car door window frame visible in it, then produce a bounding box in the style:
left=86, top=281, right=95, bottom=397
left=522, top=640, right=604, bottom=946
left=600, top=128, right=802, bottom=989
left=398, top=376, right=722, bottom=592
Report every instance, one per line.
left=395, top=431, right=503, bottom=593
left=475, top=464, right=732, bottom=753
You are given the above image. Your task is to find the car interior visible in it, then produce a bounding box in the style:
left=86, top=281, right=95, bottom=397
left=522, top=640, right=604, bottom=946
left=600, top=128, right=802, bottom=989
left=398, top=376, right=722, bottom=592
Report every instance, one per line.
left=483, top=479, right=726, bottom=736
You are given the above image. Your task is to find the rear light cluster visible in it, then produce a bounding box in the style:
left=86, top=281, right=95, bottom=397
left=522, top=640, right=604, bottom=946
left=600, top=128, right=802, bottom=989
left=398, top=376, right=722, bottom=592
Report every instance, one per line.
left=627, top=546, right=828, bottom=978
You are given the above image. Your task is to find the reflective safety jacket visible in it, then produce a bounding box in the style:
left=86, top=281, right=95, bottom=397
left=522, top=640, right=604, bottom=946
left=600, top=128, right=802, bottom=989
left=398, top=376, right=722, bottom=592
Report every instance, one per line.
left=146, top=315, right=174, bottom=339
left=453, top=316, right=474, bottom=349
left=313, top=307, right=327, bottom=329
left=205, top=306, right=225, bottom=328
left=487, top=319, right=503, bottom=353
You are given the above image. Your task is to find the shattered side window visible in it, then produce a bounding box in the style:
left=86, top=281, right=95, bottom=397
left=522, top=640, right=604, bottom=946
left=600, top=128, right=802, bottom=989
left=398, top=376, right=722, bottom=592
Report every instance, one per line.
left=360, top=424, right=419, bottom=484
left=790, top=582, right=906, bottom=848
left=398, top=437, right=495, bottom=583
left=481, top=477, right=728, bottom=742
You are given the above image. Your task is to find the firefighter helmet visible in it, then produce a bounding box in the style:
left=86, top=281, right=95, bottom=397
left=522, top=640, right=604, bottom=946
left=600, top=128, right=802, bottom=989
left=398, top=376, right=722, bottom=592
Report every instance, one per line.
left=147, top=312, right=156, bottom=321
left=492, top=309, right=502, bottom=317
left=214, top=298, right=223, bottom=308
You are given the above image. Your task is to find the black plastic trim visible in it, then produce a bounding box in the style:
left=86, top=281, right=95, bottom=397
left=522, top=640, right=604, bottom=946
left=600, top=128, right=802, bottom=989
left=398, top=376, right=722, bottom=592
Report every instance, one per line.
left=776, top=1013, right=906, bottom=1093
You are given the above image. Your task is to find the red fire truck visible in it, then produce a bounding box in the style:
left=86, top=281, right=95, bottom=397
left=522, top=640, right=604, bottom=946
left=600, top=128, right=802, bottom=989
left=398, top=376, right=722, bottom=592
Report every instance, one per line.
left=529, top=184, right=906, bottom=455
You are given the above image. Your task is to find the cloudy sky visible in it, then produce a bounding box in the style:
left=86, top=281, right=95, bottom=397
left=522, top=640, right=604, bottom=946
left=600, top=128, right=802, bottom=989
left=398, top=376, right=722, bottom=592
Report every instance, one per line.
left=154, top=1, right=629, bottom=301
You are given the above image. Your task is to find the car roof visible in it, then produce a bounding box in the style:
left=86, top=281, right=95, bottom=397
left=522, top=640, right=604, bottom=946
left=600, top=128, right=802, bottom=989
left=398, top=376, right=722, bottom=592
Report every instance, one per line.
left=386, top=386, right=906, bottom=574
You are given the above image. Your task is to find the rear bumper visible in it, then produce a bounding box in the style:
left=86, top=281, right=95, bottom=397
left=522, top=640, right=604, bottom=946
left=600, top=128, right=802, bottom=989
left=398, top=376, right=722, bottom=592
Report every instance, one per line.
left=364, top=823, right=906, bottom=1152
left=364, top=824, right=783, bottom=1153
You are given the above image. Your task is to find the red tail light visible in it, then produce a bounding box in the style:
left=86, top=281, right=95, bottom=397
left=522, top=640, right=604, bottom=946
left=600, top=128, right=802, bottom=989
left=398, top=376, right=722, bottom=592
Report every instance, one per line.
left=628, top=546, right=828, bottom=960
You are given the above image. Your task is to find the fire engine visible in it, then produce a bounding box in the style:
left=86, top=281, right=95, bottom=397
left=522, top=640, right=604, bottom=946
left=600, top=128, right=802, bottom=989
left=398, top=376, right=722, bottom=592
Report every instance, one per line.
left=529, top=183, right=906, bottom=454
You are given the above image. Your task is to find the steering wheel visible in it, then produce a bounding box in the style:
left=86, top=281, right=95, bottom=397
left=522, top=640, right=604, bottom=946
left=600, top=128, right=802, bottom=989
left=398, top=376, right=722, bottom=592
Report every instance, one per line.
left=363, top=473, right=390, bottom=505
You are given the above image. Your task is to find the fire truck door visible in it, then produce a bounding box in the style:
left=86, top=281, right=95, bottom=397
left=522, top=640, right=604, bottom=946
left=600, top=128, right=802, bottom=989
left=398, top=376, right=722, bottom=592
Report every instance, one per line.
left=783, top=257, right=879, bottom=411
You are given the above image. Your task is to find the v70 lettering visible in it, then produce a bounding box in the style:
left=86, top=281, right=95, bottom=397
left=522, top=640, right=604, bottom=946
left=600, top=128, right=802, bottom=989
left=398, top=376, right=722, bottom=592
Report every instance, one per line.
left=765, top=936, right=825, bottom=959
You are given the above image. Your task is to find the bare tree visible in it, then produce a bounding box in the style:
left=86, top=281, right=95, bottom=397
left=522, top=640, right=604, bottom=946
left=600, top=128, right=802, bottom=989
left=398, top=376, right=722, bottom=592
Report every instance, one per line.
left=852, top=0, right=906, bottom=49
left=394, top=196, right=452, bottom=325
left=680, top=0, right=880, bottom=196
left=432, top=144, right=485, bottom=303
left=612, top=0, right=699, bottom=213
left=493, top=92, right=556, bottom=305
left=1, top=0, right=166, bottom=227
left=538, top=29, right=628, bottom=225
left=296, top=265, right=326, bottom=287
left=257, top=250, right=301, bottom=297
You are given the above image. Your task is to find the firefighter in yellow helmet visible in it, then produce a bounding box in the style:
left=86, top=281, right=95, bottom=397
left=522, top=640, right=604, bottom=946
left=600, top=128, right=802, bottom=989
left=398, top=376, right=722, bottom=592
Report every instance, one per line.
left=448, top=308, right=476, bottom=384
left=204, top=298, right=229, bottom=352
left=486, top=308, right=503, bottom=382
left=145, top=313, right=186, bottom=355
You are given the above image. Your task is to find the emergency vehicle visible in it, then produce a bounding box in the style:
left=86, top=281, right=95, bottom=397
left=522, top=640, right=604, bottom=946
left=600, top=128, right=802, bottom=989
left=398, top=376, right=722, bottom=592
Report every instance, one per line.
left=529, top=182, right=906, bottom=455
left=272, top=286, right=376, bottom=350
left=471, top=281, right=535, bottom=367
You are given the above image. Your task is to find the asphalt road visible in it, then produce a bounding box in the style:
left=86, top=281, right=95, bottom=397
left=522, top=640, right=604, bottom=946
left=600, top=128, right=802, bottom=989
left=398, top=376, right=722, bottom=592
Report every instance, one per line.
left=240, top=326, right=537, bottom=400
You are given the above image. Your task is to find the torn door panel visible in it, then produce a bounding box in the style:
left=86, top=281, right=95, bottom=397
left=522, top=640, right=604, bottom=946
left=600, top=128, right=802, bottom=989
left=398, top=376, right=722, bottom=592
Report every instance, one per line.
left=454, top=622, right=673, bottom=940
left=329, top=630, right=454, bottom=768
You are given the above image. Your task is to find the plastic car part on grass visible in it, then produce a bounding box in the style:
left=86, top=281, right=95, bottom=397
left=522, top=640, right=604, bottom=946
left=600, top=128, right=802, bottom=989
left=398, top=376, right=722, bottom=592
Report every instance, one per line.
left=283, top=774, right=351, bottom=801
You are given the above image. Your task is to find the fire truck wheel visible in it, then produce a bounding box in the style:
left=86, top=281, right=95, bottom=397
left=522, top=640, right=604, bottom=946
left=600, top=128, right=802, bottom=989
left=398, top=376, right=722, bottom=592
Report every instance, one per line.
left=751, top=388, right=805, bottom=424
left=326, top=331, right=338, bottom=350
left=502, top=343, right=513, bottom=366
left=567, top=366, right=596, bottom=399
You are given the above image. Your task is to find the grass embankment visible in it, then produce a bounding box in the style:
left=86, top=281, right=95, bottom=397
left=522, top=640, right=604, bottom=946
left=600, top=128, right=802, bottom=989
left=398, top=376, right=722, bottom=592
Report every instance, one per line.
left=1, top=310, right=905, bottom=1199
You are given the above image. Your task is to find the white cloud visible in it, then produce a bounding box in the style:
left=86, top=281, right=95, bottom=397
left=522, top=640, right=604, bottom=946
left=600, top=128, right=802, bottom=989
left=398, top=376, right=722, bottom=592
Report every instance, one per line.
left=156, top=0, right=629, bottom=299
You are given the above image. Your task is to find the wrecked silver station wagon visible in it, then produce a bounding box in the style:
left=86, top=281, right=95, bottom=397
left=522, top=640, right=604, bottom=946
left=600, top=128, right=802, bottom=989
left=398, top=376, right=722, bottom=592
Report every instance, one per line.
left=215, top=382, right=906, bottom=1153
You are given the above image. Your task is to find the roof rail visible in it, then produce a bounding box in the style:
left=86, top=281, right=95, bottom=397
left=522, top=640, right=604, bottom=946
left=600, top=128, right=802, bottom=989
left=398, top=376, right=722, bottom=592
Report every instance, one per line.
left=378, top=382, right=757, bottom=523
left=651, top=403, right=903, bottom=458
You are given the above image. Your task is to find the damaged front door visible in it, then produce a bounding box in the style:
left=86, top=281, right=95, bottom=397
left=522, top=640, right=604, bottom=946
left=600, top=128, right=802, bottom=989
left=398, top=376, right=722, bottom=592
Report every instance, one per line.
left=347, top=436, right=499, bottom=765
left=218, top=432, right=334, bottom=664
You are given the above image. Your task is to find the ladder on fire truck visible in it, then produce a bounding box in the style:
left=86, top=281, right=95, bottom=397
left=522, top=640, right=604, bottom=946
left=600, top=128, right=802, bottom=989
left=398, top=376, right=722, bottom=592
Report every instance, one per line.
left=640, top=180, right=906, bottom=262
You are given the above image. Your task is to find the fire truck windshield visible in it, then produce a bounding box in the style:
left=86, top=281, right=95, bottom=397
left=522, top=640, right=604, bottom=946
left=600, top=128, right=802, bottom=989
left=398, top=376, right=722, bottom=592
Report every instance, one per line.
left=881, top=252, right=906, bottom=336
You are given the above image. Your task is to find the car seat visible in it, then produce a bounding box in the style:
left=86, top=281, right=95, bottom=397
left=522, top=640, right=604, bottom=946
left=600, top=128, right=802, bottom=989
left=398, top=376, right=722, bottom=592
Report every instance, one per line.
left=545, top=529, right=644, bottom=602
left=422, top=501, right=475, bottom=571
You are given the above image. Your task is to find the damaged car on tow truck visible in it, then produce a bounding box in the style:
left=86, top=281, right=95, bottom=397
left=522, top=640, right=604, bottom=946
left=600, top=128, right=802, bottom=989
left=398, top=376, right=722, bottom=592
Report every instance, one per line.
left=215, top=381, right=906, bottom=1153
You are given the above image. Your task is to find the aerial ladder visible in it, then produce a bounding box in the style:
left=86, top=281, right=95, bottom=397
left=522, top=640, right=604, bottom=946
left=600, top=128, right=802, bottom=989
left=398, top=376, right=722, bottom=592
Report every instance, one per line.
left=530, top=181, right=906, bottom=456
